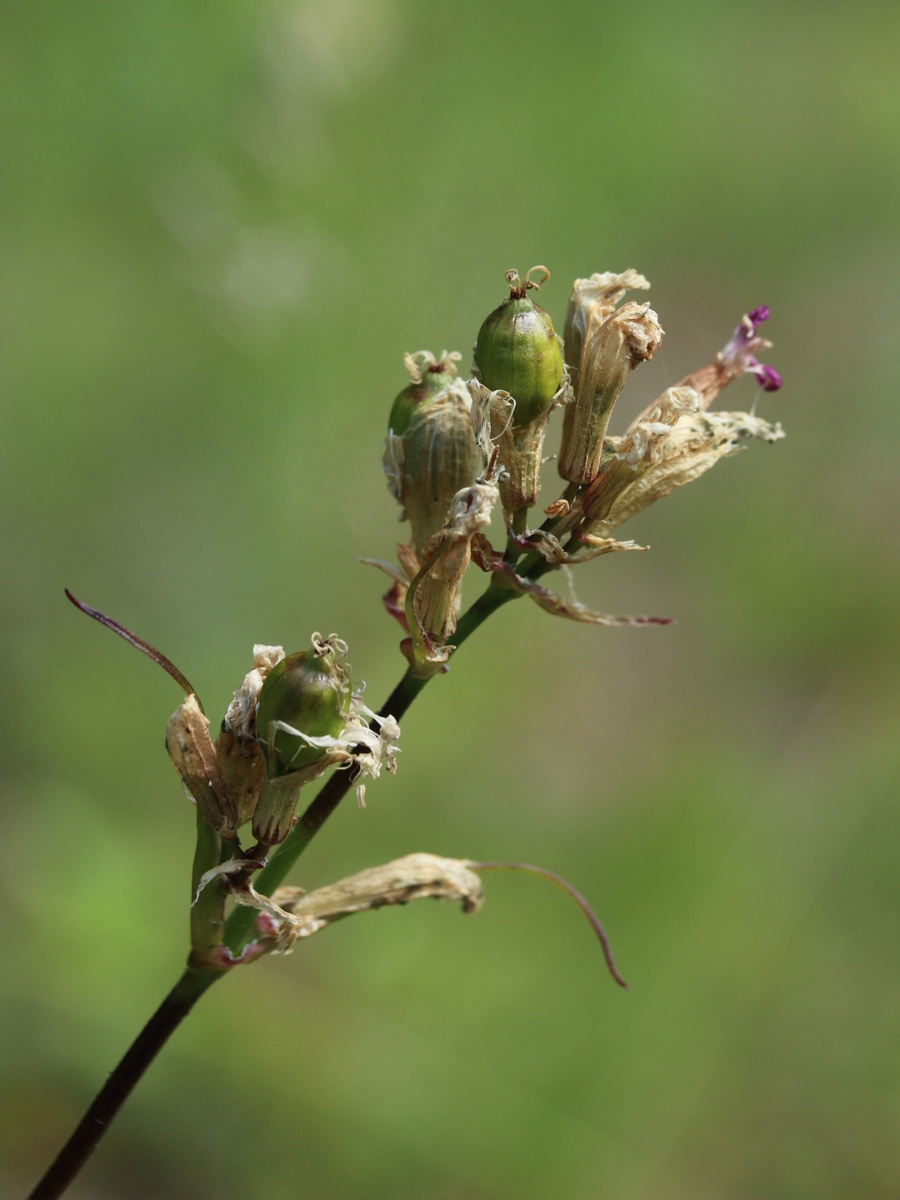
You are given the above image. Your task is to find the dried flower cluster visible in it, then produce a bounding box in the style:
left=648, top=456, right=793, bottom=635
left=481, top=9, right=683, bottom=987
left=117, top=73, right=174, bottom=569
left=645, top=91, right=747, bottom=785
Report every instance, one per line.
left=377, top=268, right=783, bottom=676
left=66, top=265, right=783, bottom=969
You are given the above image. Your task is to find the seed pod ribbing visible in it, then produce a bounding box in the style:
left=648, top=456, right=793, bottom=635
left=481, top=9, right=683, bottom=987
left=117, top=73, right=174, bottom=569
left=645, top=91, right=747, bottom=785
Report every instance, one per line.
left=252, top=644, right=354, bottom=845
left=256, top=649, right=350, bottom=777
left=399, top=380, right=482, bottom=556
left=473, top=267, right=563, bottom=428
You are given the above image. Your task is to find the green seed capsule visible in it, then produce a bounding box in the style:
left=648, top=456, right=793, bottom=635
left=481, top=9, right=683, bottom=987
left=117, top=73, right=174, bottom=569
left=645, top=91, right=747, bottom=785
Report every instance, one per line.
left=388, top=351, right=460, bottom=436
left=473, top=267, right=563, bottom=428
left=256, top=649, right=350, bottom=777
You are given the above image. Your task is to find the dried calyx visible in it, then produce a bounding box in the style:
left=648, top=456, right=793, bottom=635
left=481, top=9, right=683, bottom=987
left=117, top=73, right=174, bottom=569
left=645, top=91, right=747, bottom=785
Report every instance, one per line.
left=559, top=271, right=662, bottom=485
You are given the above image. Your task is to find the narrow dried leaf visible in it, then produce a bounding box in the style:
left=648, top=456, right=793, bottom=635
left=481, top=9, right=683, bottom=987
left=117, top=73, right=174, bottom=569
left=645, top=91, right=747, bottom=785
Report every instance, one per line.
left=247, top=854, right=484, bottom=953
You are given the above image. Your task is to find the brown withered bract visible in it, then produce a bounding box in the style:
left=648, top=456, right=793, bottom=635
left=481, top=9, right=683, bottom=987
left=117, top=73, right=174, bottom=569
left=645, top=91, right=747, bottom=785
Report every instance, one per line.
left=166, top=694, right=232, bottom=834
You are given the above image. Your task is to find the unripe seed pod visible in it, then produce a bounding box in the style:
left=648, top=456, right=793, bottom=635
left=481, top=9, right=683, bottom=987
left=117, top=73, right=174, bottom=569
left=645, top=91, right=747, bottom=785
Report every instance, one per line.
left=256, top=649, right=350, bottom=777
left=388, top=351, right=460, bottom=436
left=473, top=267, right=563, bottom=428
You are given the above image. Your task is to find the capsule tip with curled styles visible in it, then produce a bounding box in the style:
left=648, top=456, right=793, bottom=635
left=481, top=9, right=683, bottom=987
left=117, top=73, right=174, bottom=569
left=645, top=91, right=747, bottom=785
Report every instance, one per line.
left=473, top=266, right=563, bottom=428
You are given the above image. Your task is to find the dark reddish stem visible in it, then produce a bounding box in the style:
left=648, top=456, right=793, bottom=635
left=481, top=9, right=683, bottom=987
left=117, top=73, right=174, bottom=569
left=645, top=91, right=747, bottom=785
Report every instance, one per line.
left=26, top=968, right=218, bottom=1200
left=64, top=590, right=199, bottom=703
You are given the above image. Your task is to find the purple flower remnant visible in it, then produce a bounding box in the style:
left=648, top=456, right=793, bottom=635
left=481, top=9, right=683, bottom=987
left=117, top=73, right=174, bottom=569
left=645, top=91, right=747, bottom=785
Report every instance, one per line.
left=753, top=362, right=783, bottom=392
left=719, top=306, right=783, bottom=392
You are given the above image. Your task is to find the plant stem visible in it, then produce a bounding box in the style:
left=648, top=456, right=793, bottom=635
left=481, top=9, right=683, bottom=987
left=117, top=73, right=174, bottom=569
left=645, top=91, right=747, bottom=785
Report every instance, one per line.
left=189, top=810, right=228, bottom=966
left=27, top=577, right=520, bottom=1199
left=26, top=966, right=219, bottom=1200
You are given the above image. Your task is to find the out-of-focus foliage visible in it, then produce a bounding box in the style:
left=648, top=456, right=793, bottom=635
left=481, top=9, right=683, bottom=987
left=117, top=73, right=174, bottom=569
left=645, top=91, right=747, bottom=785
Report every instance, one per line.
left=2, top=1, right=898, bottom=1197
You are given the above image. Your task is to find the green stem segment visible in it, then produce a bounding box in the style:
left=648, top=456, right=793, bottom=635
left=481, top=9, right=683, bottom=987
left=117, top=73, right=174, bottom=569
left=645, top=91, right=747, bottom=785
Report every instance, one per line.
left=27, top=578, right=520, bottom=1200
left=503, top=505, right=529, bottom=563
left=190, top=810, right=228, bottom=966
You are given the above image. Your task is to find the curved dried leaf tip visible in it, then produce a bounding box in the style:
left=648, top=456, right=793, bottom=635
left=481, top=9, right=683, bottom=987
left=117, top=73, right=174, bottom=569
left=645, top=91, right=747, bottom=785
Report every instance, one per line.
left=242, top=852, right=626, bottom=991
left=64, top=589, right=199, bottom=699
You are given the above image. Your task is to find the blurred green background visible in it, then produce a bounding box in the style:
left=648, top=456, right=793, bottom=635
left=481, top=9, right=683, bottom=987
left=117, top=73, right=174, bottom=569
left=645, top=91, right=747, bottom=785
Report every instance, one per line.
left=2, top=1, right=899, bottom=1197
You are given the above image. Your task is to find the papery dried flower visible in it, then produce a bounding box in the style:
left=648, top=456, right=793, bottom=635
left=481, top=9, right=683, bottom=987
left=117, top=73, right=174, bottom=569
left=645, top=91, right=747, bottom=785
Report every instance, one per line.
left=581, top=386, right=784, bottom=536
left=254, top=853, right=485, bottom=952
left=562, top=269, right=651, bottom=372
left=559, top=295, right=663, bottom=484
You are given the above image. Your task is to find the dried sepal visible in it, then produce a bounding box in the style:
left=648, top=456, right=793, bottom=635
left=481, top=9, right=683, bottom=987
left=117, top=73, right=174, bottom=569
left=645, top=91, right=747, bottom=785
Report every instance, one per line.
left=467, top=378, right=511, bottom=472
left=559, top=299, right=663, bottom=484
left=468, top=375, right=569, bottom=514
left=510, top=527, right=647, bottom=567
left=556, top=534, right=649, bottom=566
left=509, top=574, right=671, bottom=628
left=216, top=644, right=284, bottom=829
left=166, top=694, right=231, bottom=834
left=403, top=482, right=499, bottom=678
left=358, top=555, right=408, bottom=587
left=191, top=854, right=260, bottom=907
